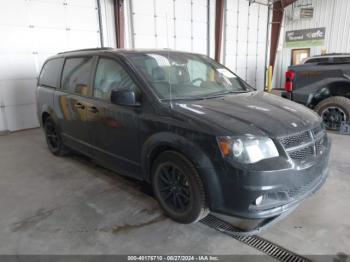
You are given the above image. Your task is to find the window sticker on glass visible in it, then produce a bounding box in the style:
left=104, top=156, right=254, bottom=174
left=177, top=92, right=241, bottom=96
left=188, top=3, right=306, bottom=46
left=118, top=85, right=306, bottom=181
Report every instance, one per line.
left=217, top=68, right=237, bottom=78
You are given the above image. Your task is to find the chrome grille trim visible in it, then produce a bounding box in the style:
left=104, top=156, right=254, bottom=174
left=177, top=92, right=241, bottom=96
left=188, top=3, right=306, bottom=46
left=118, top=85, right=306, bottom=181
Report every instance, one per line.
left=278, top=125, right=326, bottom=162
left=284, top=140, right=315, bottom=153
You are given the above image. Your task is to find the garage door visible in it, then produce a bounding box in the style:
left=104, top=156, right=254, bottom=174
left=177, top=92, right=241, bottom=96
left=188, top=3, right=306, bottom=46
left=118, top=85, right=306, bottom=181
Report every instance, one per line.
left=0, top=0, right=102, bottom=131
left=128, top=0, right=211, bottom=55
left=223, top=0, right=269, bottom=90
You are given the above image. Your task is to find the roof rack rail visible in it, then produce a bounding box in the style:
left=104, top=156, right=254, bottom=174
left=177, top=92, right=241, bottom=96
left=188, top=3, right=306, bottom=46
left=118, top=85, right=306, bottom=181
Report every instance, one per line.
left=321, top=53, right=350, bottom=56
left=57, top=47, right=114, bottom=54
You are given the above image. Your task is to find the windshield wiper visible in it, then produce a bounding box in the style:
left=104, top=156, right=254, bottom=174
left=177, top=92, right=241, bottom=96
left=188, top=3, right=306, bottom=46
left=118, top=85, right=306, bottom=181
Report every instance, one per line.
left=202, top=90, right=249, bottom=99
left=160, top=97, right=205, bottom=102
left=159, top=90, right=250, bottom=101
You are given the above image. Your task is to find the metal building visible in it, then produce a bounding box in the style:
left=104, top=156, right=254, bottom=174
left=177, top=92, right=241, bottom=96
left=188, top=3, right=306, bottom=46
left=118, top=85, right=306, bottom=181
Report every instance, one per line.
left=273, top=0, right=350, bottom=89
left=0, top=0, right=272, bottom=133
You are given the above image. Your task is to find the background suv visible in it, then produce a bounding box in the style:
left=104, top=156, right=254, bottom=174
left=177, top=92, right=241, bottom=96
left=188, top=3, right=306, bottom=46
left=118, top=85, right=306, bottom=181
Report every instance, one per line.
left=283, top=53, right=350, bottom=131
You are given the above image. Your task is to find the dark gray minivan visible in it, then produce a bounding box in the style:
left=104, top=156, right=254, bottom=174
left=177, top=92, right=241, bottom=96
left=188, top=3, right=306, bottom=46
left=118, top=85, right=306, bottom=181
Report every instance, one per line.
left=36, top=48, right=330, bottom=232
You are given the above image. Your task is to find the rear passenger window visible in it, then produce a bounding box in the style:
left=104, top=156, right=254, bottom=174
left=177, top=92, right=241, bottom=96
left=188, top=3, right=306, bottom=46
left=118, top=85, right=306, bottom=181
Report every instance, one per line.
left=61, top=57, right=93, bottom=96
left=39, top=58, right=64, bottom=88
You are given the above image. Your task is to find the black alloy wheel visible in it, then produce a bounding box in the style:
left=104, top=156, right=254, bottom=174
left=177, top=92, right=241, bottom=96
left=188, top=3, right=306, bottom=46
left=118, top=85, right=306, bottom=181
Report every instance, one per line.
left=321, top=106, right=346, bottom=130
left=157, top=163, right=191, bottom=213
left=315, top=96, right=350, bottom=131
left=152, top=151, right=209, bottom=224
left=44, top=117, right=69, bottom=156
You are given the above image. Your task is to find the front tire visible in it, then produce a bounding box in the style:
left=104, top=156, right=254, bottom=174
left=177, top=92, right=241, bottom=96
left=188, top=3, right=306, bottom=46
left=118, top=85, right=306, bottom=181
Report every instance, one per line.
left=151, top=151, right=209, bottom=224
left=44, top=117, right=69, bottom=156
left=315, top=96, right=350, bottom=131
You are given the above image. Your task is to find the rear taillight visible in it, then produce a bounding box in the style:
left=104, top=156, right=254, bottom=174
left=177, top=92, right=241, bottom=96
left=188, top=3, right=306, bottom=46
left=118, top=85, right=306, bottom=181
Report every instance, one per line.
left=285, top=70, right=295, bottom=92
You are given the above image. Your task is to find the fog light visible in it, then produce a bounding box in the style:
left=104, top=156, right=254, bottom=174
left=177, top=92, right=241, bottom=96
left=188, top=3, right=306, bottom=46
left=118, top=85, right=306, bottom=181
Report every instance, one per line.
left=255, top=195, right=263, bottom=206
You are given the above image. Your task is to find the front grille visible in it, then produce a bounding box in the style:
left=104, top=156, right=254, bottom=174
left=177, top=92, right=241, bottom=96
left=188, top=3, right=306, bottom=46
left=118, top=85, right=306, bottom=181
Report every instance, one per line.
left=289, top=145, right=314, bottom=160
left=279, top=130, right=312, bottom=149
left=251, top=169, right=321, bottom=211
left=285, top=175, right=316, bottom=198
left=278, top=125, right=327, bottom=162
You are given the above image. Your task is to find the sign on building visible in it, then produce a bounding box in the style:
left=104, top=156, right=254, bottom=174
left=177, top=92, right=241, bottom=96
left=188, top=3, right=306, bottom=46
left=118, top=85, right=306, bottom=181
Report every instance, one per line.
left=285, top=27, right=325, bottom=48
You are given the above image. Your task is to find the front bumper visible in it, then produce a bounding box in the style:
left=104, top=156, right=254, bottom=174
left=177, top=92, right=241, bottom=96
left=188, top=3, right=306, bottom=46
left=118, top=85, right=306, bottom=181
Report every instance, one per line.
left=209, top=137, right=331, bottom=221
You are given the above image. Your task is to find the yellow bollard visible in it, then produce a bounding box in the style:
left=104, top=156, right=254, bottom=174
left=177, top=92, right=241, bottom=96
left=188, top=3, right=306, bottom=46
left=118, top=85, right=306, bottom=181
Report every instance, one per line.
left=267, top=65, right=273, bottom=92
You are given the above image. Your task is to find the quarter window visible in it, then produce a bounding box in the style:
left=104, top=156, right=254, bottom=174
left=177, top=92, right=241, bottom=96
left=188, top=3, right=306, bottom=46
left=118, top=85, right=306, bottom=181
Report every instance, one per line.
left=94, top=58, right=137, bottom=100
left=39, top=58, right=64, bottom=88
left=333, top=57, right=350, bottom=64
left=61, top=57, right=93, bottom=96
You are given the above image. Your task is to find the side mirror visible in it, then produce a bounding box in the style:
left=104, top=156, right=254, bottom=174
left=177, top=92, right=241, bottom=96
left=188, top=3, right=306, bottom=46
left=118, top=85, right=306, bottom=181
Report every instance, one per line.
left=110, top=89, right=141, bottom=106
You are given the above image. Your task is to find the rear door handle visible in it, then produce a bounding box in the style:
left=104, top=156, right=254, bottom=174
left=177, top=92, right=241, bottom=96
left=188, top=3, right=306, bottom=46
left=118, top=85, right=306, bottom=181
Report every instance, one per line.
left=74, top=102, right=85, bottom=109
left=88, top=106, right=99, bottom=113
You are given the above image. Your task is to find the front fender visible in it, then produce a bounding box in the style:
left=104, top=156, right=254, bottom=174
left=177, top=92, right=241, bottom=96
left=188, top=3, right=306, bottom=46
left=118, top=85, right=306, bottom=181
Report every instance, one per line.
left=141, top=132, right=224, bottom=208
left=293, top=77, right=350, bottom=107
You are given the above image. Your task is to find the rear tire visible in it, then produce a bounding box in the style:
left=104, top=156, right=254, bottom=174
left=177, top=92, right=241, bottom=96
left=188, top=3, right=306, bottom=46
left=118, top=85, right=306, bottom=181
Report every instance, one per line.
left=44, top=117, right=69, bottom=156
left=151, top=151, right=209, bottom=224
left=315, top=96, right=350, bottom=131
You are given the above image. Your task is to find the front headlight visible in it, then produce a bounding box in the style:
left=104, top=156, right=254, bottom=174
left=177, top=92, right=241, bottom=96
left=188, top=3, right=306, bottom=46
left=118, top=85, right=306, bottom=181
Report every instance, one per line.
left=217, top=135, right=279, bottom=164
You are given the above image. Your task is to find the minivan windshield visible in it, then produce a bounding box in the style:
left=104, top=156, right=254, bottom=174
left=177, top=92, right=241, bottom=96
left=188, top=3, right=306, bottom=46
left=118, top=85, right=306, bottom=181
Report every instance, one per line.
left=127, top=52, right=254, bottom=100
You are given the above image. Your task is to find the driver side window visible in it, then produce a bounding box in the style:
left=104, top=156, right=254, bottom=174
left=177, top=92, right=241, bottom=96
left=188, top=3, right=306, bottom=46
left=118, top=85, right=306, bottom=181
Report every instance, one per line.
left=94, top=58, right=137, bottom=101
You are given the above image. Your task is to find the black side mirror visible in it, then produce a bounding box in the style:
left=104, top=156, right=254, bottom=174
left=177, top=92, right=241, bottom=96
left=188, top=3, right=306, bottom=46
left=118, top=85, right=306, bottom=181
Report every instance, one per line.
left=111, top=89, right=141, bottom=106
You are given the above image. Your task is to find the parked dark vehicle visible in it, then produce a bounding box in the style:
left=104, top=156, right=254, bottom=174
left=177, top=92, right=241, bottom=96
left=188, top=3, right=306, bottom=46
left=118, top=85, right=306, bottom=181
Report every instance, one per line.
left=37, top=48, right=330, bottom=232
left=282, top=53, right=350, bottom=131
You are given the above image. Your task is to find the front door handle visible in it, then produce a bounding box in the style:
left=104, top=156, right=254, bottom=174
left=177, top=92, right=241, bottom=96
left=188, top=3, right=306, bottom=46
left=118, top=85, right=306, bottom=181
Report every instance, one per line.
left=88, top=106, right=99, bottom=113
left=74, top=102, right=85, bottom=109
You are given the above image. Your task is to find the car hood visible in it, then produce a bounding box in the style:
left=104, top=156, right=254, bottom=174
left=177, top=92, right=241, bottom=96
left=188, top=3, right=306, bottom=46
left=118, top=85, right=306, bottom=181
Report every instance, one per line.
left=171, top=91, right=321, bottom=137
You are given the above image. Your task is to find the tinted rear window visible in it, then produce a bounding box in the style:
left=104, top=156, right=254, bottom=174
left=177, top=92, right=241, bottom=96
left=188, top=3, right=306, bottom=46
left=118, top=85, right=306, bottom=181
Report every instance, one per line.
left=61, top=57, right=94, bottom=96
left=39, top=58, right=64, bottom=88
left=333, top=57, right=350, bottom=64
left=304, top=58, right=329, bottom=64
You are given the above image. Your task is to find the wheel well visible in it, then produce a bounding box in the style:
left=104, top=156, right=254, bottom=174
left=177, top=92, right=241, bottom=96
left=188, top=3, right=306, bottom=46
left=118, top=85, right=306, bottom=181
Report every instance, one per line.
left=148, top=145, right=176, bottom=174
left=148, top=145, right=197, bottom=181
left=311, top=83, right=350, bottom=108
left=42, top=112, right=50, bottom=125
left=326, top=82, right=350, bottom=98
left=147, top=144, right=214, bottom=208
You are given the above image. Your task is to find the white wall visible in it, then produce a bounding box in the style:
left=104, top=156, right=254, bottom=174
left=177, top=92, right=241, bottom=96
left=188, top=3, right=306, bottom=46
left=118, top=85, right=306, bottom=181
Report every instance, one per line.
left=0, top=0, right=115, bottom=132
left=223, top=0, right=269, bottom=90
left=273, top=0, right=350, bottom=89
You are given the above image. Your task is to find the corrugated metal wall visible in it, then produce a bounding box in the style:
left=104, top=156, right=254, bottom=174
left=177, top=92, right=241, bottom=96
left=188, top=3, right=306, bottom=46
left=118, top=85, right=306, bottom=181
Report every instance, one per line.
left=274, top=0, right=350, bottom=89
left=223, top=0, right=269, bottom=90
